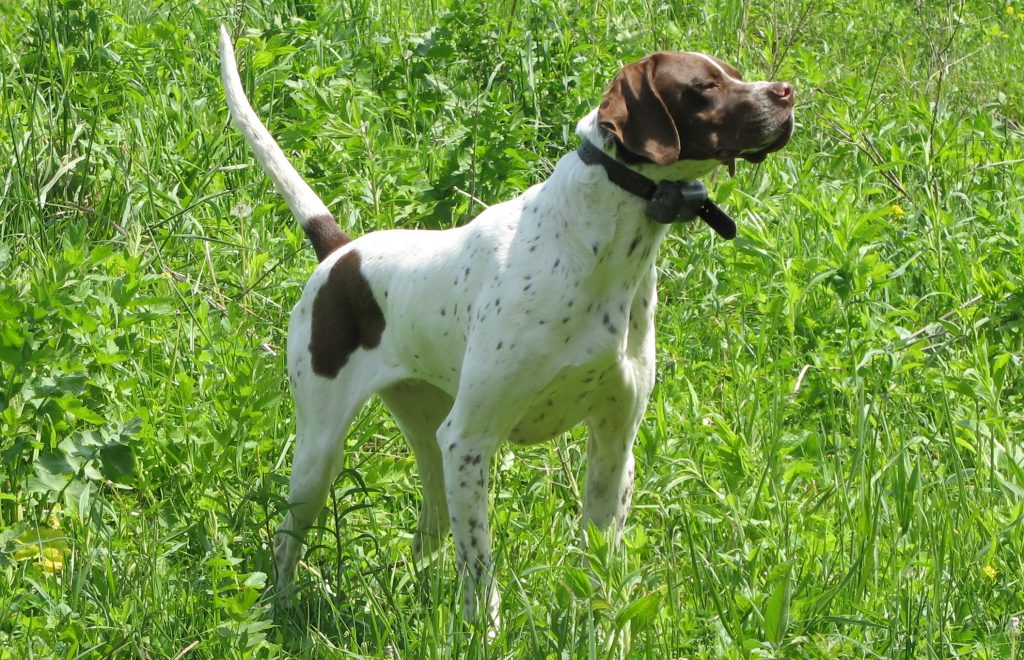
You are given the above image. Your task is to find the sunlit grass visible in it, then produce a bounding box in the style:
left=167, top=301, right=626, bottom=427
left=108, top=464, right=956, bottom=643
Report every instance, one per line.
left=1, top=0, right=1022, bottom=656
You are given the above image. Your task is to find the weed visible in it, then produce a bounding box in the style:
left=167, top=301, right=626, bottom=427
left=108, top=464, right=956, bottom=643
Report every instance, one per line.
left=1, top=0, right=1021, bottom=656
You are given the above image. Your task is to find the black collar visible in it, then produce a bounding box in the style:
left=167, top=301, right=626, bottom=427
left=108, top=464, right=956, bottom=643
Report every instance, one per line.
left=576, top=140, right=737, bottom=240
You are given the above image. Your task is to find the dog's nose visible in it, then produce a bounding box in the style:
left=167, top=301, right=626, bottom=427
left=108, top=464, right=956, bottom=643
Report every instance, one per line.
left=768, top=82, right=794, bottom=106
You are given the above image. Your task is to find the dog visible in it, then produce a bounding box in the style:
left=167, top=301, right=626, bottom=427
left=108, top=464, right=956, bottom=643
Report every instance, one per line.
left=219, top=26, right=793, bottom=627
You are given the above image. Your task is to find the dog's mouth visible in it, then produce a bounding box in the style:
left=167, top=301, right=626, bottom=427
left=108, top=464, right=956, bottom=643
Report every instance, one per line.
left=715, top=110, right=794, bottom=165
left=740, top=119, right=794, bottom=163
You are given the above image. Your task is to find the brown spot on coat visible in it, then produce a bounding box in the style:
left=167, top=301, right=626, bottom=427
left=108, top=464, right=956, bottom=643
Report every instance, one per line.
left=308, top=250, right=385, bottom=377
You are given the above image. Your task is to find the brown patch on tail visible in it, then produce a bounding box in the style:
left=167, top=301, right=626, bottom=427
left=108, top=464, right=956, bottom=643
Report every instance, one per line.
left=309, top=250, right=386, bottom=377
left=306, top=214, right=351, bottom=262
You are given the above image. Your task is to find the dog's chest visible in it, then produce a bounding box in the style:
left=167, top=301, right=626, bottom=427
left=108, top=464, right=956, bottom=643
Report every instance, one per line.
left=507, top=359, right=623, bottom=445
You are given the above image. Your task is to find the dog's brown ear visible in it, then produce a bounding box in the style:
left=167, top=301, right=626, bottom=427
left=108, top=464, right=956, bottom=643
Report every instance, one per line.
left=598, top=55, right=680, bottom=166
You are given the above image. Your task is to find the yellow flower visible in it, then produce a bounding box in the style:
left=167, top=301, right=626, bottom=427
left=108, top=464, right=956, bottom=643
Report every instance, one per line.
left=1008, top=5, right=1016, bottom=14
left=40, top=547, right=65, bottom=574
left=14, top=528, right=69, bottom=575
left=983, top=564, right=997, bottom=579
left=889, top=204, right=906, bottom=217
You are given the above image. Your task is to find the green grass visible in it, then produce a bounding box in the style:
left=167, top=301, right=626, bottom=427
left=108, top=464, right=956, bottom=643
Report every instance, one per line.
left=1, top=0, right=1023, bottom=656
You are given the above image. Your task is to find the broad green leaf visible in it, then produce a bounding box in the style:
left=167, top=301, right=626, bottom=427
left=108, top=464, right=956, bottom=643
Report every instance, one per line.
left=764, top=563, right=793, bottom=647
left=98, top=443, right=136, bottom=481
left=616, top=591, right=662, bottom=632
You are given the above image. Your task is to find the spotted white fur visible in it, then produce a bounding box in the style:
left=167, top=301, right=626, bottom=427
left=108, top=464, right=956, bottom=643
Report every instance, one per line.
left=219, top=26, right=793, bottom=630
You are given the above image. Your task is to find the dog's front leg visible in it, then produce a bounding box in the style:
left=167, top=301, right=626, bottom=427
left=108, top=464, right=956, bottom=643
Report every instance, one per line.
left=583, top=422, right=637, bottom=543
left=582, top=361, right=653, bottom=545
left=582, top=275, right=658, bottom=544
left=437, top=422, right=502, bottom=628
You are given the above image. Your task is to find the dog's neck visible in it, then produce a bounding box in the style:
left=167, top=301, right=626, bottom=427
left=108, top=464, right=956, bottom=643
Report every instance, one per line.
left=502, top=109, right=716, bottom=294
left=575, top=108, right=721, bottom=183
left=507, top=107, right=726, bottom=284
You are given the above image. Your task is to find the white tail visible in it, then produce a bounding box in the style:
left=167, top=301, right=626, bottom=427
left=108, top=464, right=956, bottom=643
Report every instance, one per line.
left=219, top=25, right=348, bottom=261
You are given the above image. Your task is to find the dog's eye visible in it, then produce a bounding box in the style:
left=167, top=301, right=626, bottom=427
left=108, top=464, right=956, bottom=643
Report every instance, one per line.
left=697, top=81, right=720, bottom=91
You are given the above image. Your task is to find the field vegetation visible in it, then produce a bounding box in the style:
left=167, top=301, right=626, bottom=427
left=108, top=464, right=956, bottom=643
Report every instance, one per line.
left=1, top=0, right=1022, bottom=656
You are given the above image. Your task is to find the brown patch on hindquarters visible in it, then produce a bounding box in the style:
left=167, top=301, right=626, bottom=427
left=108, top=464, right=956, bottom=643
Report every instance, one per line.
left=309, top=250, right=385, bottom=377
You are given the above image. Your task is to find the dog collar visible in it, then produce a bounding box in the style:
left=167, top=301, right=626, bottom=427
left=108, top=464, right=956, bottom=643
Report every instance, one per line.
left=576, top=140, right=737, bottom=240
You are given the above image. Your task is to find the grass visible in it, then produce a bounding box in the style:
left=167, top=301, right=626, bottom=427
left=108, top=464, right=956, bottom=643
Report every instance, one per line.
left=1, top=0, right=1022, bottom=656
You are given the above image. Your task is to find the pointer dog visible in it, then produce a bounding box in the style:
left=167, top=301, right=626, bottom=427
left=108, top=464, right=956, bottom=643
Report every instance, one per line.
left=219, top=26, right=793, bottom=626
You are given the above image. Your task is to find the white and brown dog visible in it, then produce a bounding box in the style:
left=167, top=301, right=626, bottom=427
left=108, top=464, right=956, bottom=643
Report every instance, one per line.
left=219, top=26, right=793, bottom=626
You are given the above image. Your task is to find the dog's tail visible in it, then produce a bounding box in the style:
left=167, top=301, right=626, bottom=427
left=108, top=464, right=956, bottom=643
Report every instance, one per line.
left=219, top=25, right=350, bottom=262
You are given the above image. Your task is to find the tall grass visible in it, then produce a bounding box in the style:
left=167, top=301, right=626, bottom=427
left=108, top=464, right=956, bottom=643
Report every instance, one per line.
left=1, top=0, right=1022, bottom=656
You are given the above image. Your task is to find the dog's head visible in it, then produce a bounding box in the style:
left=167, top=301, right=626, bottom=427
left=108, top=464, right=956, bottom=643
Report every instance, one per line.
left=597, top=52, right=794, bottom=171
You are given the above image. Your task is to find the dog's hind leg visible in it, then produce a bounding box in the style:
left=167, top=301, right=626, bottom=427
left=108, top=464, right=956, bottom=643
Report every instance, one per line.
left=379, top=380, right=454, bottom=560
left=273, top=364, right=382, bottom=597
